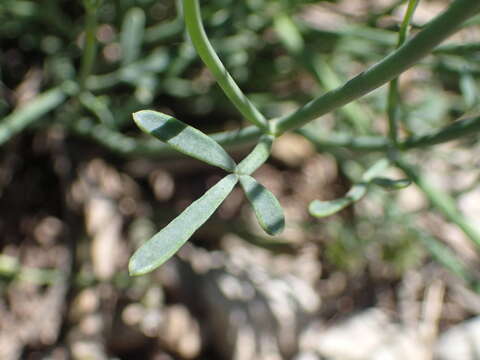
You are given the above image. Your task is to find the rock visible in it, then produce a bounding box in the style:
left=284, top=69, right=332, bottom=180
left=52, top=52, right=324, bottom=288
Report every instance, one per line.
left=435, top=316, right=480, bottom=360
left=300, top=308, right=428, bottom=360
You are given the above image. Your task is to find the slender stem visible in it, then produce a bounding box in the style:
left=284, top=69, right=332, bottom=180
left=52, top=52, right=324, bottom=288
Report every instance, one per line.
left=434, top=42, right=480, bottom=56
left=309, top=159, right=390, bottom=218
left=417, top=231, right=478, bottom=289
left=300, top=114, right=480, bottom=152
left=387, top=0, right=419, bottom=145
left=71, top=119, right=263, bottom=158
left=297, top=128, right=389, bottom=152
left=79, top=0, right=99, bottom=92
left=72, top=113, right=480, bottom=158
left=0, top=86, right=68, bottom=146
left=273, top=0, right=480, bottom=135
left=0, top=254, right=62, bottom=285
left=182, top=0, right=269, bottom=133
left=274, top=14, right=371, bottom=135
left=396, top=157, right=480, bottom=248
left=401, top=115, right=480, bottom=149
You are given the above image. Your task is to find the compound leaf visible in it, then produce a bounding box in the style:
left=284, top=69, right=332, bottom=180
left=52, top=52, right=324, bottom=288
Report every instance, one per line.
left=133, top=110, right=236, bottom=171
left=239, top=175, right=285, bottom=236
left=129, top=174, right=238, bottom=275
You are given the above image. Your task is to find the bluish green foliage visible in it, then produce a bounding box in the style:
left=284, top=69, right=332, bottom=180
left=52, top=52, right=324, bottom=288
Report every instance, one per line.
left=130, top=109, right=283, bottom=271
left=133, top=110, right=237, bottom=171
left=129, top=0, right=480, bottom=276
left=235, top=135, right=274, bottom=175
left=121, top=7, right=146, bottom=66
left=129, top=174, right=239, bottom=275
left=1, top=0, right=480, bottom=284
left=239, top=175, right=285, bottom=236
left=310, top=184, right=368, bottom=218
left=371, top=178, right=411, bottom=190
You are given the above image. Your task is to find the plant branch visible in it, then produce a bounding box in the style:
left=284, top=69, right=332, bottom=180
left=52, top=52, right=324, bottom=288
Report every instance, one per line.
left=401, top=115, right=480, bottom=149
left=299, top=114, right=480, bottom=152
left=297, top=128, right=389, bottom=152
left=387, top=0, right=419, bottom=145
left=0, top=86, right=68, bottom=146
left=274, top=0, right=480, bottom=135
left=71, top=119, right=263, bottom=158
left=72, top=112, right=480, bottom=158
left=79, top=0, right=100, bottom=92
left=182, top=0, right=269, bottom=132
left=273, top=14, right=371, bottom=134
left=396, top=157, right=480, bottom=248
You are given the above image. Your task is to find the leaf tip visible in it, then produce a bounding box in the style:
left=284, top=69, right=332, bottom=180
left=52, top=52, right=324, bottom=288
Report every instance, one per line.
left=309, top=200, right=337, bottom=218
left=128, top=252, right=156, bottom=277
left=128, top=256, right=143, bottom=276
left=132, top=109, right=152, bottom=125
left=265, top=218, right=285, bottom=236
left=371, top=177, right=412, bottom=190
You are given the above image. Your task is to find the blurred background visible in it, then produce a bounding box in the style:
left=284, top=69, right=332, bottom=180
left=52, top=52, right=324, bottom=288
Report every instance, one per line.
left=1, top=0, right=480, bottom=359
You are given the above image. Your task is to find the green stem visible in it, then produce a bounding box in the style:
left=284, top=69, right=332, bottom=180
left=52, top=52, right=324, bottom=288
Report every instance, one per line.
left=396, top=158, right=480, bottom=248
left=297, top=128, right=389, bottom=152
left=434, top=42, right=480, bottom=56
left=401, top=115, right=480, bottom=149
left=274, top=14, right=371, bottom=135
left=71, top=119, right=263, bottom=158
left=387, top=0, right=419, bottom=145
left=309, top=159, right=390, bottom=218
left=299, top=115, right=480, bottom=152
left=0, top=86, right=68, bottom=146
left=417, top=232, right=479, bottom=289
left=274, top=0, right=480, bottom=135
left=182, top=0, right=269, bottom=133
left=72, top=112, right=480, bottom=159
left=0, top=254, right=62, bottom=285
left=79, top=0, right=99, bottom=92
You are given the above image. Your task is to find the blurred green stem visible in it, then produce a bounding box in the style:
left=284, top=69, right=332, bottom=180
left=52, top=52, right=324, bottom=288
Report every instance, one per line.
left=71, top=113, right=480, bottom=158
left=182, top=0, right=269, bottom=133
left=387, top=0, right=419, bottom=145
left=417, top=232, right=479, bottom=290
left=79, top=0, right=100, bottom=92
left=400, top=115, right=480, bottom=149
left=298, top=114, right=480, bottom=152
left=273, top=14, right=370, bottom=135
left=71, top=118, right=263, bottom=158
left=0, top=86, right=68, bottom=146
left=309, top=159, right=390, bottom=218
left=0, top=254, right=62, bottom=285
left=274, top=0, right=480, bottom=135
left=396, top=157, right=480, bottom=248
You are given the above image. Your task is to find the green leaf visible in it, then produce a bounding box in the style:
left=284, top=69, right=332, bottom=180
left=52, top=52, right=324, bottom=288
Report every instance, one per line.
left=236, top=135, right=274, bottom=175
left=274, top=14, right=304, bottom=55
left=309, top=159, right=390, bottom=218
left=309, top=183, right=368, bottom=218
left=121, top=7, right=145, bottom=66
left=460, top=72, right=478, bottom=109
left=371, top=177, right=411, bottom=190
left=129, top=174, right=238, bottom=276
left=133, top=110, right=236, bottom=171
left=239, top=175, right=285, bottom=236
left=0, top=86, right=67, bottom=146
